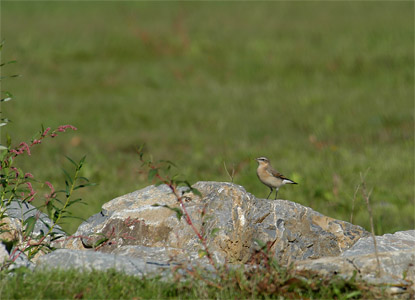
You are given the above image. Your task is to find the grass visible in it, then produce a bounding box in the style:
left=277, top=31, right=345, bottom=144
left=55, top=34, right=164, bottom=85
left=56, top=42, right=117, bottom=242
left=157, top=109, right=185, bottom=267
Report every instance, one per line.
left=0, top=265, right=384, bottom=299
left=0, top=2, right=413, bottom=235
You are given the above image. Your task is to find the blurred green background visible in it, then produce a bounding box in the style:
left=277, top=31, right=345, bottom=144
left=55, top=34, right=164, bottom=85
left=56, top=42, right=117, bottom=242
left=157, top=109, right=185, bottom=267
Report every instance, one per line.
left=1, top=2, right=413, bottom=235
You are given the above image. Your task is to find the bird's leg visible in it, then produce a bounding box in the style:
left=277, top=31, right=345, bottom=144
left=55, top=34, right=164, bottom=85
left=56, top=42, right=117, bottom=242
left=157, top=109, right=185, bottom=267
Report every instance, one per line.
left=266, top=188, right=273, bottom=199
left=274, top=188, right=279, bottom=200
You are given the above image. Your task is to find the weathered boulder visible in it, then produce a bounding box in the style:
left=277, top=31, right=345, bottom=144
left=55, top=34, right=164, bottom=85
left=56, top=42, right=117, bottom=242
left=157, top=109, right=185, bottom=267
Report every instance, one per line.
left=1, top=200, right=66, bottom=265
left=36, top=248, right=172, bottom=277
left=31, top=182, right=413, bottom=297
left=4, top=200, right=66, bottom=240
left=65, top=181, right=369, bottom=264
left=295, top=230, right=415, bottom=292
left=341, top=230, right=415, bottom=256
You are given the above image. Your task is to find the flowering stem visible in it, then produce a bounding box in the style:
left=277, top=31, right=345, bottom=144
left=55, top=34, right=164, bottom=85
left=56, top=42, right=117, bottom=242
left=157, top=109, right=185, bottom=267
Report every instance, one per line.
left=29, top=161, right=82, bottom=257
left=155, top=172, right=218, bottom=271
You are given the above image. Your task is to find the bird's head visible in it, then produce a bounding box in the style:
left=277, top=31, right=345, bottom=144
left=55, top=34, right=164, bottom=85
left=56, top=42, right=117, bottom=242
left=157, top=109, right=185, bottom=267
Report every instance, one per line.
left=255, top=157, right=270, bottom=166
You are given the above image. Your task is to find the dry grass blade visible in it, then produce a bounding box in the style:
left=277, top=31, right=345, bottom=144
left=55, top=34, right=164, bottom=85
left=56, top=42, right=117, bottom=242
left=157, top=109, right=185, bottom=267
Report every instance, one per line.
left=350, top=181, right=361, bottom=224
left=360, top=171, right=383, bottom=277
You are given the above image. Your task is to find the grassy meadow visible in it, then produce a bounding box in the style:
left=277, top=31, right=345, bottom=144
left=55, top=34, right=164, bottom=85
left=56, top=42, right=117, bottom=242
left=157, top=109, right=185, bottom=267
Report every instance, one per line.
left=1, top=266, right=383, bottom=299
left=1, top=2, right=413, bottom=235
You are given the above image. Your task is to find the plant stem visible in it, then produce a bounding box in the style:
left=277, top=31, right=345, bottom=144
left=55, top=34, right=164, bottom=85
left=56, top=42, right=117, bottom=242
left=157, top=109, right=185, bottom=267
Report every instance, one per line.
left=30, top=163, right=81, bottom=256
left=360, top=172, right=382, bottom=277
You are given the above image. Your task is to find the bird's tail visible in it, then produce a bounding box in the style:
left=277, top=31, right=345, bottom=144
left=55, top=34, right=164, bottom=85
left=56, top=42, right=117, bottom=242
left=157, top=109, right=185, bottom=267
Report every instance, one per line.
left=283, top=179, right=298, bottom=184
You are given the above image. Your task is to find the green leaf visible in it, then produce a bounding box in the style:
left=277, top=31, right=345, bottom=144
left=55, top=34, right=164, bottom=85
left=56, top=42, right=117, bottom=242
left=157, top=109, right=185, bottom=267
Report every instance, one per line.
left=0, top=60, right=16, bottom=67
left=64, top=155, right=78, bottom=167
left=61, top=168, right=73, bottom=185
left=53, top=210, right=60, bottom=222
left=94, top=236, right=109, bottom=248
left=210, top=228, right=220, bottom=237
left=74, top=182, right=96, bottom=190
left=171, top=207, right=183, bottom=221
left=64, top=181, right=70, bottom=194
left=46, top=202, right=53, bottom=219
left=136, top=144, right=145, bottom=161
left=51, top=197, right=64, bottom=205
left=77, top=156, right=86, bottom=170
left=191, top=187, right=202, bottom=197
left=148, top=168, right=158, bottom=181
left=6, top=133, right=11, bottom=147
left=67, top=198, right=83, bottom=207
left=254, top=239, right=267, bottom=250
left=198, top=249, right=207, bottom=258
left=345, top=291, right=361, bottom=299
left=23, top=216, right=37, bottom=237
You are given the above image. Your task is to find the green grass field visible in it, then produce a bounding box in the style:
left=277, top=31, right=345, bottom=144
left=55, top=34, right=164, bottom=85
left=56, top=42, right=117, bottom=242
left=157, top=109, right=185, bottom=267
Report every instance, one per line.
left=1, top=2, right=413, bottom=235
left=1, top=266, right=381, bottom=299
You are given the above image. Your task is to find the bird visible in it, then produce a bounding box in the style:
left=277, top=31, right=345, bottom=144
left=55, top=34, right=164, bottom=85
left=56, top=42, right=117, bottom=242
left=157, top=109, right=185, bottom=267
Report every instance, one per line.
left=255, top=156, right=298, bottom=200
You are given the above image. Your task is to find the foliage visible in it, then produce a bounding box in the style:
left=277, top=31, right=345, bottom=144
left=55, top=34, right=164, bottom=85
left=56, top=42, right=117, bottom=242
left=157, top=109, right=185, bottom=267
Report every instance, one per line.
left=0, top=45, right=94, bottom=266
left=0, top=4, right=412, bottom=297
left=1, top=264, right=401, bottom=299
left=2, top=2, right=413, bottom=234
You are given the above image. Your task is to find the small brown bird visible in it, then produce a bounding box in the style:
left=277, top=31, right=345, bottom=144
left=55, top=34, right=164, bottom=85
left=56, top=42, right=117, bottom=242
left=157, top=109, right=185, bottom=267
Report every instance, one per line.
left=255, top=157, right=298, bottom=199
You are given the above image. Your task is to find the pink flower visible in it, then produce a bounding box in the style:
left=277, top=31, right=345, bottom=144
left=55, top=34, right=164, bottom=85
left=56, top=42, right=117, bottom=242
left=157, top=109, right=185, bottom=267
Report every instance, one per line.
left=44, top=181, right=55, bottom=200
left=10, top=149, right=22, bottom=155
left=31, top=139, right=42, bottom=146
left=57, top=125, right=77, bottom=132
left=24, top=173, right=34, bottom=179
left=21, top=143, right=31, bottom=155
left=42, top=127, right=51, bottom=137
left=25, top=182, right=36, bottom=202
left=13, top=142, right=31, bottom=156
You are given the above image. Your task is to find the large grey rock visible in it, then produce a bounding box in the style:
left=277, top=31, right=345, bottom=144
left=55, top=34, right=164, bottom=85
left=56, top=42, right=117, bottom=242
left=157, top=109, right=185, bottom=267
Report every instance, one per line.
left=111, top=245, right=187, bottom=264
left=65, top=182, right=368, bottom=264
left=0, top=245, right=35, bottom=271
left=341, top=230, right=415, bottom=257
left=36, top=249, right=172, bottom=276
left=1, top=200, right=66, bottom=264
left=8, top=249, right=35, bottom=271
left=295, top=231, right=415, bottom=293
left=5, top=200, right=66, bottom=238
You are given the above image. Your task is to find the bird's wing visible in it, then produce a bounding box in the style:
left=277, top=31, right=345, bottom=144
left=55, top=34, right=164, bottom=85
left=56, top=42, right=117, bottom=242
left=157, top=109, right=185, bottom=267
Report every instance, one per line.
left=270, top=169, right=297, bottom=184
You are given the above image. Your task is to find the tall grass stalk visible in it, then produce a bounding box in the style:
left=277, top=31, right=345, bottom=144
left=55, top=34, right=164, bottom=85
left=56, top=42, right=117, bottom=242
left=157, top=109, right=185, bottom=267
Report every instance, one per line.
left=360, top=171, right=382, bottom=277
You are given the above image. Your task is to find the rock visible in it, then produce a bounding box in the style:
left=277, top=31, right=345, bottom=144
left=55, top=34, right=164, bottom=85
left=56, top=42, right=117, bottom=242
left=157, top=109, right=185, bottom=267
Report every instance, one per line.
left=5, top=199, right=66, bottom=239
left=295, top=230, right=415, bottom=293
left=0, top=244, right=35, bottom=271
left=30, top=182, right=413, bottom=295
left=0, top=243, right=8, bottom=264
left=1, top=199, right=66, bottom=264
left=36, top=249, right=173, bottom=277
left=66, top=181, right=368, bottom=264
left=111, top=245, right=189, bottom=264
left=341, top=230, right=415, bottom=256
left=8, top=249, right=35, bottom=271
